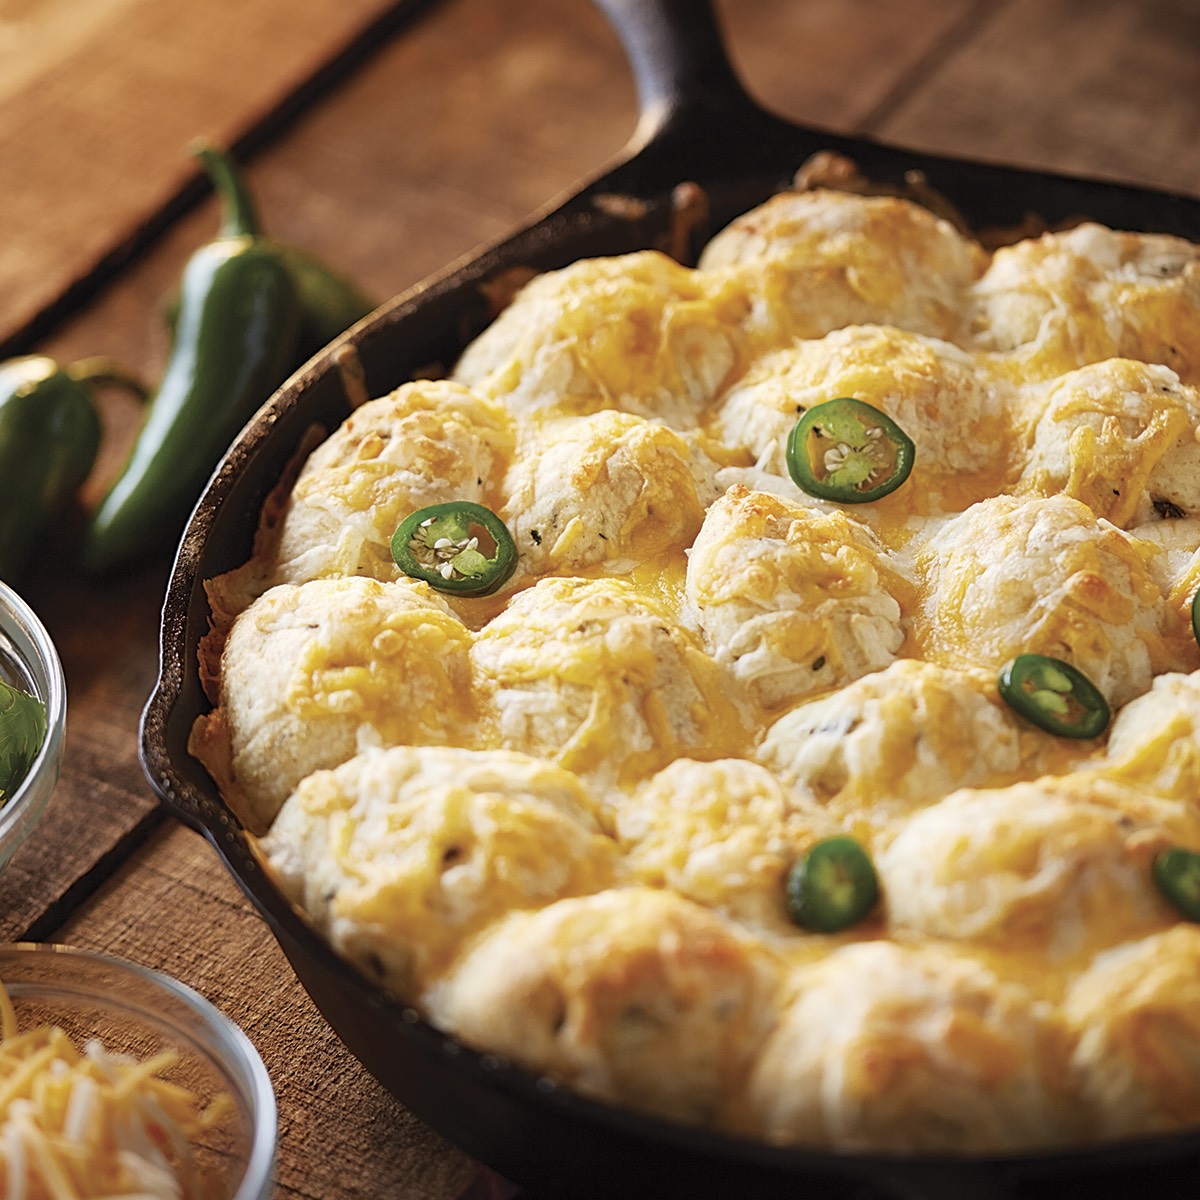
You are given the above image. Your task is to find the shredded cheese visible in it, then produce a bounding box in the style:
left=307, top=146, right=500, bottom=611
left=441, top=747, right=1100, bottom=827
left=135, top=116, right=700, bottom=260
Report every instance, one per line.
left=0, top=977, right=235, bottom=1199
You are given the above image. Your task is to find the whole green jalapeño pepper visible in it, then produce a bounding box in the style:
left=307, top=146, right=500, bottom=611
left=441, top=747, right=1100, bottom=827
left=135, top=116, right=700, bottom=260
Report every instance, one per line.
left=0, top=356, right=144, bottom=583
left=191, top=143, right=376, bottom=365
left=83, top=236, right=302, bottom=574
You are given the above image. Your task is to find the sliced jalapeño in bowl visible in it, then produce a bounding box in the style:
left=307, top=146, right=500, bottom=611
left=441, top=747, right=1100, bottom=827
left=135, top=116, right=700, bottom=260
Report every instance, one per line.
left=392, top=501, right=517, bottom=597
left=786, top=397, right=915, bottom=504
left=786, top=835, right=879, bottom=933
left=0, top=677, right=47, bottom=805
left=997, top=653, right=1110, bottom=739
left=1191, top=587, right=1200, bottom=649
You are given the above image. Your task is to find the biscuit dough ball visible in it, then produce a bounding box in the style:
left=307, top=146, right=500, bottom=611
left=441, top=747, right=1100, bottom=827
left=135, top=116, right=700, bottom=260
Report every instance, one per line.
left=1100, top=670, right=1200, bottom=800
left=746, top=941, right=1074, bottom=1152
left=684, top=486, right=906, bottom=709
left=259, top=746, right=617, bottom=996
left=1065, top=925, right=1200, bottom=1138
left=500, top=411, right=722, bottom=577
left=452, top=251, right=750, bottom=427
left=269, top=380, right=515, bottom=586
left=878, top=779, right=1189, bottom=956
left=710, top=325, right=1013, bottom=513
left=429, top=887, right=778, bottom=1125
left=190, top=576, right=474, bottom=833
left=471, top=578, right=749, bottom=786
left=616, top=758, right=834, bottom=935
left=1017, top=359, right=1200, bottom=528
left=698, top=189, right=986, bottom=344
left=913, top=494, right=1167, bottom=706
left=968, top=223, right=1200, bottom=383
left=756, top=660, right=1035, bottom=826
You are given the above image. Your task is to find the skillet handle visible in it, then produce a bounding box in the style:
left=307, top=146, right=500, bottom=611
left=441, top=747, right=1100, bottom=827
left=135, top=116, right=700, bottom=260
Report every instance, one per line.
left=591, top=0, right=759, bottom=144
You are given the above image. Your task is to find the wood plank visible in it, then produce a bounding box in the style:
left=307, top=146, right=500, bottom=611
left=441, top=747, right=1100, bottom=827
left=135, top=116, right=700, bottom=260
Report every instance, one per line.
left=51, top=820, right=477, bottom=1200
left=714, top=0, right=982, bottom=130
left=871, top=0, right=1200, bottom=195
left=2, top=0, right=1003, bottom=361
left=0, top=0, right=432, bottom=354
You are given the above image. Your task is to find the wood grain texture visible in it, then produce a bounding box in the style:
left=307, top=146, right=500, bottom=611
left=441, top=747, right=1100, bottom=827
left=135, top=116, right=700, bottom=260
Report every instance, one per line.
left=0, top=0, right=426, bottom=353
left=867, top=0, right=1200, bottom=194
left=714, top=0, right=984, bottom=129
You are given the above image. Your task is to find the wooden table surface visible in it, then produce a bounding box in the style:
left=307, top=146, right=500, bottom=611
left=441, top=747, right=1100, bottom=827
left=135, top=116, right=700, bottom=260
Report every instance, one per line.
left=4, top=0, right=1200, bottom=1195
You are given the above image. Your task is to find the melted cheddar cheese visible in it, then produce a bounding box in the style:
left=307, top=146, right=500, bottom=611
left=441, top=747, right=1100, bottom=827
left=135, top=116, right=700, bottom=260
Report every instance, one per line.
left=192, top=178, right=1200, bottom=1155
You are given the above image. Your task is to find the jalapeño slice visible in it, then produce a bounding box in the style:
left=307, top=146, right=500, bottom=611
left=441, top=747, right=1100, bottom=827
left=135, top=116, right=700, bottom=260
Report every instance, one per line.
left=786, top=397, right=915, bottom=504
left=1192, top=587, right=1200, bottom=649
left=391, top=501, right=517, bottom=596
left=785, top=836, right=879, bottom=933
left=1153, top=847, right=1200, bottom=922
left=997, top=654, right=1110, bottom=739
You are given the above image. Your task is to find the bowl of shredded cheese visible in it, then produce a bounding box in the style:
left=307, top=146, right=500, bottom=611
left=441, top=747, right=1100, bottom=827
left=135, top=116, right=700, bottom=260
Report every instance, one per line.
left=0, top=580, right=66, bottom=880
left=0, top=942, right=276, bottom=1199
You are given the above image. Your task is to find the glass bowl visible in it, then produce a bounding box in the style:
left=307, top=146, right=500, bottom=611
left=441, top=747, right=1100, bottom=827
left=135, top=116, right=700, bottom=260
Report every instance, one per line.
left=0, top=579, right=66, bottom=876
left=0, top=942, right=276, bottom=1198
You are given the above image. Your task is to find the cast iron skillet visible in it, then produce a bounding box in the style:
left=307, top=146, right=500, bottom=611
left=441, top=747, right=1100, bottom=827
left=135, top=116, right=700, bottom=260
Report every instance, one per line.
left=141, top=2, right=1200, bottom=1197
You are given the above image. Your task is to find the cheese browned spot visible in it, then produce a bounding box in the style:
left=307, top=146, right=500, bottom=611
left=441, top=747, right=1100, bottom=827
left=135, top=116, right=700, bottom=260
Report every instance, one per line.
left=452, top=250, right=751, bottom=427
left=913, top=493, right=1169, bottom=706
